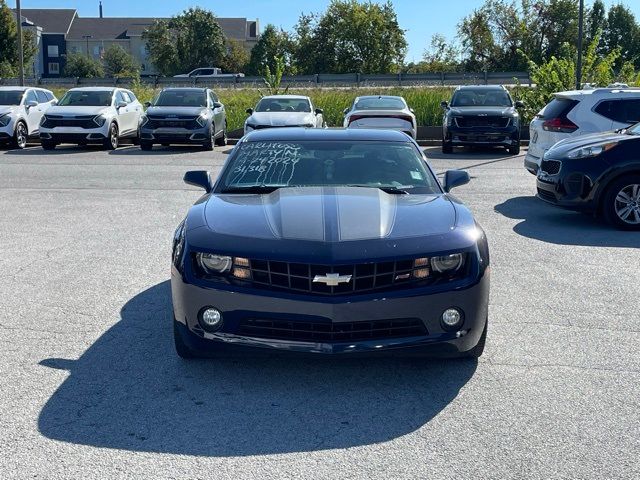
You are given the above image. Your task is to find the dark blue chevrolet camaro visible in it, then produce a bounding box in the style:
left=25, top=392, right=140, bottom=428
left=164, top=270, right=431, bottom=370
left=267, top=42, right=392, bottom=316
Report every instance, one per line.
left=171, top=128, right=490, bottom=358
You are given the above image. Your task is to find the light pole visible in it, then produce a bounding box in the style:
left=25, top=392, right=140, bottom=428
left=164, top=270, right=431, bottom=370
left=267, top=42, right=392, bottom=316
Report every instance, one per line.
left=83, top=35, right=92, bottom=57
left=16, top=0, right=24, bottom=86
left=576, top=0, right=584, bottom=90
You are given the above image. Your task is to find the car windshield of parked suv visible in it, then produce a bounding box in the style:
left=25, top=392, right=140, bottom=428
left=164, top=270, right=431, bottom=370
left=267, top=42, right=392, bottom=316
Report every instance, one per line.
left=0, top=90, right=24, bottom=105
left=354, top=97, right=406, bottom=110
left=154, top=90, right=207, bottom=107
left=451, top=89, right=512, bottom=107
left=218, top=140, right=440, bottom=194
left=626, top=123, right=640, bottom=135
left=58, top=90, right=113, bottom=107
left=255, top=98, right=311, bottom=113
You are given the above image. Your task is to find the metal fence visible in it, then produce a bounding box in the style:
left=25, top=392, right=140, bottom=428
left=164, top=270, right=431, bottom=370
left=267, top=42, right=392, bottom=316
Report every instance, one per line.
left=0, top=71, right=531, bottom=89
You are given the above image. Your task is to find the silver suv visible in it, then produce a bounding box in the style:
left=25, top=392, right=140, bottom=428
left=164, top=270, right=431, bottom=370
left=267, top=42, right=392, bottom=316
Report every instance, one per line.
left=0, top=86, right=57, bottom=149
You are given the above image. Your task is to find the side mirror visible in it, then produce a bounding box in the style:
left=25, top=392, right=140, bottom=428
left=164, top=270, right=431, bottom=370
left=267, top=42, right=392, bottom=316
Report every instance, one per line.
left=183, top=170, right=212, bottom=193
left=443, top=170, right=470, bottom=193
left=51, top=100, right=58, bottom=106
left=246, top=108, right=253, bottom=115
left=515, top=100, right=525, bottom=109
left=315, top=108, right=323, bottom=115
left=440, top=101, right=449, bottom=110
left=144, top=101, right=151, bottom=108
left=26, top=100, right=38, bottom=108
left=213, top=102, right=223, bottom=109
left=409, top=107, right=415, bottom=113
left=117, top=101, right=128, bottom=109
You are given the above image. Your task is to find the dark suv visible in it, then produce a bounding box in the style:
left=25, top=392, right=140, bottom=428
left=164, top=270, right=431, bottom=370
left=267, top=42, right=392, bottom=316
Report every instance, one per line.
left=441, top=85, right=524, bottom=154
left=139, top=88, right=227, bottom=150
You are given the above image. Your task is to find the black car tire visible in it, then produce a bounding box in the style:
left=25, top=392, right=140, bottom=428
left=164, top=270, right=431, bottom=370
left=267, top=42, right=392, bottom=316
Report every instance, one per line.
left=462, top=318, right=487, bottom=359
left=602, top=174, right=640, bottom=230
left=13, top=121, right=28, bottom=149
left=103, top=123, right=119, bottom=150
left=132, top=131, right=140, bottom=146
left=442, top=138, right=453, bottom=154
left=202, top=125, right=214, bottom=151
left=140, top=142, right=153, bottom=151
left=41, top=141, right=56, bottom=150
left=161, top=143, right=170, bottom=147
left=173, top=319, right=199, bottom=359
left=215, top=123, right=227, bottom=146
left=508, top=144, right=521, bottom=155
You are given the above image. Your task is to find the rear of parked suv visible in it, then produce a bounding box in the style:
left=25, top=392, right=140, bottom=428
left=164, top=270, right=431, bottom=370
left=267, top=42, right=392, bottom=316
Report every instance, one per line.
left=525, top=87, right=640, bottom=174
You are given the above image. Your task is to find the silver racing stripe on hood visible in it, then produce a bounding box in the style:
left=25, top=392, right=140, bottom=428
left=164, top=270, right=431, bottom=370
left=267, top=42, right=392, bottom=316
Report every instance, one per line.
left=262, top=187, right=325, bottom=240
left=335, top=187, right=397, bottom=240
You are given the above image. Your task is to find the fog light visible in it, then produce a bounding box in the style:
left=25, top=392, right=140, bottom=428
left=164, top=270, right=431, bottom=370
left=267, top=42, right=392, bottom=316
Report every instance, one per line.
left=199, top=307, right=223, bottom=331
left=441, top=308, right=464, bottom=330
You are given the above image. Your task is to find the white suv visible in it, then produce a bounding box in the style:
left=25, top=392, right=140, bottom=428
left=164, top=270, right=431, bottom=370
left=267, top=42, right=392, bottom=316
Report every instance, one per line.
left=39, top=87, right=143, bottom=150
left=525, top=87, right=640, bottom=173
left=0, top=86, right=57, bottom=149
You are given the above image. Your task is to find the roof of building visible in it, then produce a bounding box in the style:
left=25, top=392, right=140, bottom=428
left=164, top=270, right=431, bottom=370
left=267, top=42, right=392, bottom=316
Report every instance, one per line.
left=15, top=9, right=77, bottom=34
left=67, top=17, right=161, bottom=40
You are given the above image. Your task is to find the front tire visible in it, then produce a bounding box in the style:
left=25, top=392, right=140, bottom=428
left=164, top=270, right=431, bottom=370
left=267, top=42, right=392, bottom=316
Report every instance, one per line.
left=41, top=141, right=56, bottom=150
left=202, top=124, right=214, bottom=151
left=13, top=121, right=28, bottom=149
left=602, top=175, right=640, bottom=230
left=140, top=142, right=153, bottom=151
left=215, top=123, right=227, bottom=146
left=508, top=143, right=521, bottom=155
left=442, top=140, right=453, bottom=154
left=103, top=123, right=119, bottom=150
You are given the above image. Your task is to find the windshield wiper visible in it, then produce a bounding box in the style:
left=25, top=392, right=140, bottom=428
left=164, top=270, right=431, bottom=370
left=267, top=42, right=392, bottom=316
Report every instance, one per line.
left=219, top=185, right=284, bottom=194
left=344, top=184, right=410, bottom=194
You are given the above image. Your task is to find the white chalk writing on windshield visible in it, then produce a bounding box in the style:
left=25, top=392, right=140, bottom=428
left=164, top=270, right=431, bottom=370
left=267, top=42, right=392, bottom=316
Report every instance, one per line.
left=229, top=142, right=302, bottom=185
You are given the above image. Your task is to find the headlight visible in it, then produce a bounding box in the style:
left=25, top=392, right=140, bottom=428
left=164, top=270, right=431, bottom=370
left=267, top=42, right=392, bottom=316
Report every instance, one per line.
left=172, top=221, right=185, bottom=269
left=139, top=115, right=149, bottom=127
left=93, top=114, right=106, bottom=127
left=196, top=113, right=208, bottom=127
left=39, top=115, right=47, bottom=127
left=446, top=116, right=456, bottom=127
left=0, top=114, right=11, bottom=127
left=196, top=253, right=232, bottom=274
left=431, top=253, right=464, bottom=273
left=567, top=142, right=618, bottom=159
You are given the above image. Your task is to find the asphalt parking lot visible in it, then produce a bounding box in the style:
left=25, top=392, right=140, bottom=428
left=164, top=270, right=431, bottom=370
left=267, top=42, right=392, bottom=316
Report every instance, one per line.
left=1, top=143, right=638, bottom=479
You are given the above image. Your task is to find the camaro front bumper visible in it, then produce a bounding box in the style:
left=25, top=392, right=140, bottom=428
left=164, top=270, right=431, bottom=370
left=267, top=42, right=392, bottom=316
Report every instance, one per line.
left=171, top=267, right=490, bottom=357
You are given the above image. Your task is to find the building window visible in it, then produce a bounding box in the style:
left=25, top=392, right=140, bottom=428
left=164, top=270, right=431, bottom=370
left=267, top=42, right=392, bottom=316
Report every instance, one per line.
left=93, top=46, right=100, bottom=57
left=48, top=63, right=60, bottom=74
left=47, top=45, right=59, bottom=57
left=70, top=46, right=78, bottom=54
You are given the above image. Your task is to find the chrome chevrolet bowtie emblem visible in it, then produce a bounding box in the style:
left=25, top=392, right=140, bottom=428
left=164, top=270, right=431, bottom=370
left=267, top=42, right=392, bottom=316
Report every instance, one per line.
left=313, top=273, right=352, bottom=286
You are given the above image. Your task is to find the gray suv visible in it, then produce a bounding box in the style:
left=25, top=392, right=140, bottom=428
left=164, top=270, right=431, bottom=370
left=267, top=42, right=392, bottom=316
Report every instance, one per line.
left=140, top=88, right=227, bottom=150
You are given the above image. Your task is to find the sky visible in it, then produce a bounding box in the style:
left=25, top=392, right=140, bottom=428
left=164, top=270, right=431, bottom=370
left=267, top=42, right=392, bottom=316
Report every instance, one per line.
left=8, top=0, right=640, bottom=62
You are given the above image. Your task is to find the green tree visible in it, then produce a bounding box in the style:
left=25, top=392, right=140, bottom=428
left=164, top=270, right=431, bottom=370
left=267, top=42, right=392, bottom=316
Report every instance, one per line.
left=246, top=24, right=295, bottom=76
left=586, top=0, right=607, bottom=50
left=0, top=0, right=37, bottom=77
left=103, top=44, right=139, bottom=78
left=143, top=7, right=226, bottom=76
left=63, top=52, right=104, bottom=78
left=291, top=0, right=407, bottom=74
left=416, top=34, right=460, bottom=73
left=220, top=39, right=249, bottom=74
left=604, top=4, right=640, bottom=68
left=458, top=8, right=497, bottom=71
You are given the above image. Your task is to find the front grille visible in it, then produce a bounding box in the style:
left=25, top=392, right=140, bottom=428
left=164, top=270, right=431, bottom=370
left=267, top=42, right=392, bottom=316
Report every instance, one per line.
left=232, top=258, right=439, bottom=295
left=540, top=159, right=562, bottom=175
left=455, top=116, right=510, bottom=128
left=146, top=116, right=200, bottom=129
left=537, top=187, right=557, bottom=203
left=238, top=318, right=427, bottom=342
left=41, top=115, right=97, bottom=129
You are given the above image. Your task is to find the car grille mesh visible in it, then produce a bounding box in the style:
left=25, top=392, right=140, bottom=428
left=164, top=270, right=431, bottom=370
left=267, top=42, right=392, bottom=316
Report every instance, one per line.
left=540, top=159, right=562, bottom=175
left=41, top=115, right=97, bottom=129
left=146, top=116, right=200, bottom=129
left=238, top=318, right=427, bottom=342
left=455, top=116, right=510, bottom=128
left=232, top=259, right=432, bottom=295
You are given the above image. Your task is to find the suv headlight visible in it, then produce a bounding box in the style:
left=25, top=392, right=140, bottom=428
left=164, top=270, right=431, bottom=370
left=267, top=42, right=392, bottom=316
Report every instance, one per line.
left=0, top=114, right=11, bottom=127
left=567, top=141, right=618, bottom=159
left=139, top=115, right=149, bottom=127
left=196, top=113, right=208, bottom=127
left=93, top=114, right=107, bottom=127
left=196, top=253, right=232, bottom=274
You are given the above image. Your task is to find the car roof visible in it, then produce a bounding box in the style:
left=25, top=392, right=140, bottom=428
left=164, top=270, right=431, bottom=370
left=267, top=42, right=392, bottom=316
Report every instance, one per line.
left=67, top=87, right=116, bottom=92
left=456, top=85, right=507, bottom=91
left=356, top=95, right=405, bottom=100
left=0, top=86, right=31, bottom=92
left=243, top=128, right=413, bottom=143
left=161, top=87, right=207, bottom=92
left=259, top=95, right=310, bottom=101
left=555, top=87, right=640, bottom=99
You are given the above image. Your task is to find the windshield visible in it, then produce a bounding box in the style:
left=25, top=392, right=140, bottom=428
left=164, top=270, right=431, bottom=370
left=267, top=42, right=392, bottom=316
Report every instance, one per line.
left=0, top=90, right=24, bottom=106
left=255, top=98, right=311, bottom=113
left=451, top=89, right=512, bottom=107
left=627, top=123, right=640, bottom=135
left=355, top=97, right=406, bottom=110
left=218, top=141, right=440, bottom=194
left=154, top=90, right=207, bottom=107
left=58, top=90, right=113, bottom=107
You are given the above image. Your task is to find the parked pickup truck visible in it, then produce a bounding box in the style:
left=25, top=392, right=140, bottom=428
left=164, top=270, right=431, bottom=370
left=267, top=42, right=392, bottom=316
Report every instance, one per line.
left=173, top=68, right=244, bottom=78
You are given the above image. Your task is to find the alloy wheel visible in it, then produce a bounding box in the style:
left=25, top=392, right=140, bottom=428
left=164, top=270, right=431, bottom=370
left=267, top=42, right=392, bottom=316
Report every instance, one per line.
left=15, top=123, right=27, bottom=149
left=614, top=184, right=640, bottom=225
left=110, top=125, right=118, bottom=149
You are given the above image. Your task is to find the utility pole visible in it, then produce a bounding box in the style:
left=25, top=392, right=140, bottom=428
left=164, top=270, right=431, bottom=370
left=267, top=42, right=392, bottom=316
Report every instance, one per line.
left=16, top=0, right=25, bottom=86
left=576, top=0, right=584, bottom=90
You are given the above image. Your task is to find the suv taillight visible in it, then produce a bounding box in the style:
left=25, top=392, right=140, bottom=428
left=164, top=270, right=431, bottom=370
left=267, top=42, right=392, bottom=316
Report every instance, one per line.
left=348, top=114, right=413, bottom=125
left=542, top=117, right=578, bottom=133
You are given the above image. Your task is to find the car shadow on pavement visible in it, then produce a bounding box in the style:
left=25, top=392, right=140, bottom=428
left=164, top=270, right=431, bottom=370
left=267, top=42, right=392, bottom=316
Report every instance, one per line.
left=0, top=145, right=104, bottom=155
left=424, top=146, right=516, bottom=160
left=494, top=196, right=640, bottom=248
left=38, top=281, right=477, bottom=456
left=108, top=145, right=207, bottom=156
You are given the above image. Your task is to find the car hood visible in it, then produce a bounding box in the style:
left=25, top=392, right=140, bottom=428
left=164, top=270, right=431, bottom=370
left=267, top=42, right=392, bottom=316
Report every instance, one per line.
left=184, top=187, right=480, bottom=262
left=547, top=130, right=630, bottom=157
left=448, top=106, right=515, bottom=116
left=44, top=106, right=111, bottom=116
left=145, top=106, right=206, bottom=117
left=0, top=106, right=18, bottom=116
left=246, top=112, right=314, bottom=127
